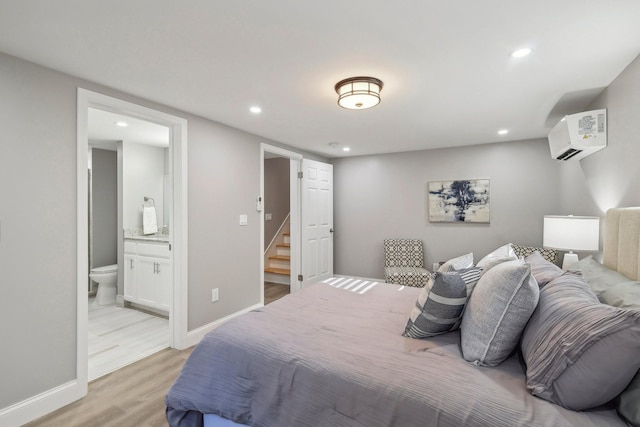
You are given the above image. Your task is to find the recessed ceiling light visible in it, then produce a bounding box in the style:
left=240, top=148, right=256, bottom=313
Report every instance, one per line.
left=510, top=48, right=532, bottom=58
left=249, top=106, right=262, bottom=114
left=342, top=147, right=351, bottom=152
left=498, top=129, right=509, bottom=135
left=115, top=121, right=128, bottom=127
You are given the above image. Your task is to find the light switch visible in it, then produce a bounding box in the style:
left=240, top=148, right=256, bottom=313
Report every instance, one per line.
left=239, top=215, right=248, bottom=226
left=265, top=213, right=272, bottom=221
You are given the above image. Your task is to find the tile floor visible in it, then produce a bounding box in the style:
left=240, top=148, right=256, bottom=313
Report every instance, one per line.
left=88, top=298, right=169, bottom=381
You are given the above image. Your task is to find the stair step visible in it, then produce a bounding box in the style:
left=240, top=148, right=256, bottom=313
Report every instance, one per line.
left=265, top=267, right=290, bottom=275
left=276, top=243, right=290, bottom=248
left=269, top=255, right=290, bottom=261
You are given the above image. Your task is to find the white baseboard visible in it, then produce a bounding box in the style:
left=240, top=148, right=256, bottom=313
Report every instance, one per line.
left=0, top=380, right=85, bottom=427
left=184, top=302, right=263, bottom=348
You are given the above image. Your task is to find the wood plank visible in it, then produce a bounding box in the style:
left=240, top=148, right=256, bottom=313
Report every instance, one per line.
left=268, top=255, right=290, bottom=261
left=264, top=267, right=290, bottom=275
left=264, top=282, right=290, bottom=305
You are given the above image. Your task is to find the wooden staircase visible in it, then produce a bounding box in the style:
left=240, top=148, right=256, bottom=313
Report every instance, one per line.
left=265, top=218, right=291, bottom=285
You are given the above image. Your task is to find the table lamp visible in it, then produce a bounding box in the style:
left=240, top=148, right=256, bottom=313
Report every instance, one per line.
left=543, top=215, right=600, bottom=269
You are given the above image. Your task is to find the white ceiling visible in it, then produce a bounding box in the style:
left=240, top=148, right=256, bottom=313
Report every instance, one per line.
left=88, top=108, right=169, bottom=150
left=2, top=1, right=640, bottom=158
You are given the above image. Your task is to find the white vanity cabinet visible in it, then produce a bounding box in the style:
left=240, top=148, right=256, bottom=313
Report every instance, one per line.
left=124, top=240, right=171, bottom=313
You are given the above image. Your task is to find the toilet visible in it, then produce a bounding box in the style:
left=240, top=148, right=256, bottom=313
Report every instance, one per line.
left=90, top=264, right=118, bottom=305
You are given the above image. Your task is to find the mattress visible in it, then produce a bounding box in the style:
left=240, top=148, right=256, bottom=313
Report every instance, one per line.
left=166, top=277, right=625, bottom=427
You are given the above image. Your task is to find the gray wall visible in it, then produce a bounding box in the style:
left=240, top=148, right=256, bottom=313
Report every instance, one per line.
left=0, top=51, right=325, bottom=411
left=558, top=53, right=640, bottom=216
left=264, top=157, right=290, bottom=247
left=91, top=148, right=118, bottom=268
left=332, top=139, right=562, bottom=279
left=332, top=52, right=640, bottom=280
left=0, top=52, right=78, bottom=409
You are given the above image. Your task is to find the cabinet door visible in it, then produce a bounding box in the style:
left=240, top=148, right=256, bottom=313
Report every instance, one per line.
left=137, top=257, right=160, bottom=308
left=156, top=258, right=172, bottom=311
left=123, top=254, right=137, bottom=301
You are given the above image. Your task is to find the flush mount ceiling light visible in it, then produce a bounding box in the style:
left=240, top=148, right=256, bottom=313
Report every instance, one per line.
left=115, top=121, right=128, bottom=127
left=334, top=76, right=383, bottom=110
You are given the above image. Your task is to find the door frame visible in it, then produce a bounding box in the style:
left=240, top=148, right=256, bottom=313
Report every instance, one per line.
left=76, top=89, right=189, bottom=395
left=260, top=143, right=302, bottom=301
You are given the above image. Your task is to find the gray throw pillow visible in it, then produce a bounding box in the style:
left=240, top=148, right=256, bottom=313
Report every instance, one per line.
left=521, top=272, right=640, bottom=411
left=403, top=268, right=482, bottom=338
left=460, top=259, right=539, bottom=367
left=524, top=251, right=565, bottom=288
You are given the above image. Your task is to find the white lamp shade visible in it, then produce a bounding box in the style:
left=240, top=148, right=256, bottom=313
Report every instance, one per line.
left=543, top=215, right=600, bottom=251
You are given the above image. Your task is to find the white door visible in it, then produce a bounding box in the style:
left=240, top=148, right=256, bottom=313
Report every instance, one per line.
left=300, top=159, right=333, bottom=287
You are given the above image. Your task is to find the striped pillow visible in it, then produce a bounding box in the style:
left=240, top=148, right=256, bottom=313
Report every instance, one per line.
left=403, top=267, right=482, bottom=338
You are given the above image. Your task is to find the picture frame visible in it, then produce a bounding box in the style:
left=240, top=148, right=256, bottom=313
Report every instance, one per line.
left=427, top=179, right=490, bottom=223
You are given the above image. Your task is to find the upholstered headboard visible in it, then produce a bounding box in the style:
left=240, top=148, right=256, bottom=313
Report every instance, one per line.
left=603, top=207, right=640, bottom=281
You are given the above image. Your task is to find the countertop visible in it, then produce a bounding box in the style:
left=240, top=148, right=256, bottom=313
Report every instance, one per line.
left=125, top=234, right=170, bottom=243
left=124, top=228, right=170, bottom=243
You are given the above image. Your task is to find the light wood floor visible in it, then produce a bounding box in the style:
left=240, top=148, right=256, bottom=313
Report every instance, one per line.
left=264, top=281, right=289, bottom=305
left=24, top=346, right=194, bottom=427
left=25, top=286, right=289, bottom=426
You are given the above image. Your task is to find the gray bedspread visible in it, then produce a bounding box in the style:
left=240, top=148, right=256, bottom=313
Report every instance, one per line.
left=165, top=278, right=625, bottom=427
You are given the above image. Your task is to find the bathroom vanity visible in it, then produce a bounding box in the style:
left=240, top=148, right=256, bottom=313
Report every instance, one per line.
left=124, top=236, right=171, bottom=313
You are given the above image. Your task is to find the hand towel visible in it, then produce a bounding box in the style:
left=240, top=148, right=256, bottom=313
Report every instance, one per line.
left=143, top=206, right=158, bottom=235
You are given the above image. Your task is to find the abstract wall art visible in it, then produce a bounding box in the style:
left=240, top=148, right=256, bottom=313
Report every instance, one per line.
left=427, top=179, right=490, bottom=223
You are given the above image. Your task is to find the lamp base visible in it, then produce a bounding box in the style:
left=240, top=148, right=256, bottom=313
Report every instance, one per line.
left=561, top=252, right=579, bottom=270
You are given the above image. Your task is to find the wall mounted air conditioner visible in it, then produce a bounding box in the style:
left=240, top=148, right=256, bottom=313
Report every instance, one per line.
left=548, top=109, right=607, bottom=161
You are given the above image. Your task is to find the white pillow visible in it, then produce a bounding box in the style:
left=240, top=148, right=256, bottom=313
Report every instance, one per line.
left=437, top=252, right=473, bottom=272
left=476, top=243, right=517, bottom=270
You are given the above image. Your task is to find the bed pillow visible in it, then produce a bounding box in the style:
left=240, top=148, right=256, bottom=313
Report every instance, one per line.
left=619, top=370, right=640, bottom=427
left=599, top=279, right=640, bottom=425
left=460, top=259, right=539, bottom=366
left=512, top=244, right=558, bottom=264
left=601, top=281, right=640, bottom=308
left=437, top=252, right=473, bottom=272
left=403, top=267, right=482, bottom=339
left=524, top=251, right=565, bottom=288
left=569, top=256, right=631, bottom=297
left=475, top=243, right=517, bottom=273
left=521, top=272, right=640, bottom=411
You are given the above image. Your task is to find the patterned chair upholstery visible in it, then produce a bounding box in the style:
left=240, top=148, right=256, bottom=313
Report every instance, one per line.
left=512, top=244, right=559, bottom=265
left=384, top=239, right=431, bottom=287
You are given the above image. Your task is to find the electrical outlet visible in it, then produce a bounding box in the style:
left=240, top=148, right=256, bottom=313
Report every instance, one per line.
left=211, top=288, right=219, bottom=302
left=432, top=262, right=440, bottom=272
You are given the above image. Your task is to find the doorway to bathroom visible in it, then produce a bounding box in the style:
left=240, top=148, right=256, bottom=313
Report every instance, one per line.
left=87, top=109, right=172, bottom=380
left=77, top=89, right=189, bottom=392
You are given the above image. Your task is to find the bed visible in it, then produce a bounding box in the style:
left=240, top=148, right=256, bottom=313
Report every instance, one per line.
left=166, top=207, right=640, bottom=427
